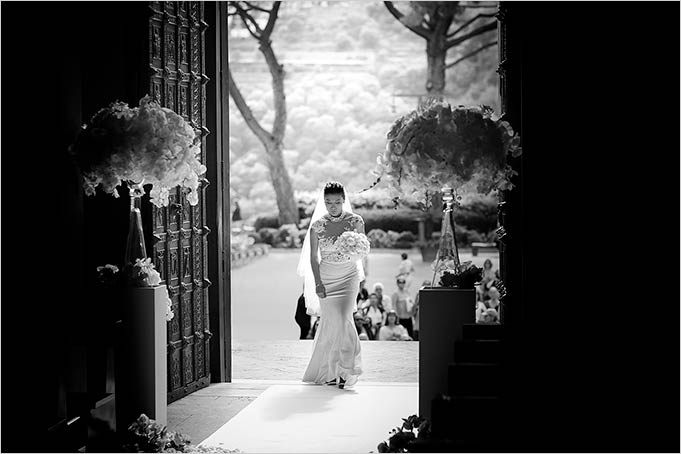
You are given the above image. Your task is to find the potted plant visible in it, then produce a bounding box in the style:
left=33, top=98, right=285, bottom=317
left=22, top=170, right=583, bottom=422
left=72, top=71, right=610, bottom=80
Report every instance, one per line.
left=370, top=101, right=521, bottom=418
left=69, top=95, right=208, bottom=264
left=114, top=413, right=240, bottom=453
left=377, top=414, right=431, bottom=453
left=371, top=101, right=521, bottom=262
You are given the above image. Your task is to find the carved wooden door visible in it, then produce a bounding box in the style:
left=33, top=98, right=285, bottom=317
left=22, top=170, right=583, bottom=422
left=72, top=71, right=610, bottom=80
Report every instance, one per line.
left=147, top=1, right=212, bottom=403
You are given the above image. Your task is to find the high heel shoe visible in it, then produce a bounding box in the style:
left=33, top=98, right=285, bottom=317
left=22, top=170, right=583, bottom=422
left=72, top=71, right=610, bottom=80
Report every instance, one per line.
left=324, top=379, right=337, bottom=386
left=338, top=377, right=346, bottom=389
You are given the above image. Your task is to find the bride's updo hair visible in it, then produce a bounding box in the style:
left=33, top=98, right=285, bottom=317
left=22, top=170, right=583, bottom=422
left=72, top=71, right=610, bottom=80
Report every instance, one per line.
left=323, top=181, right=345, bottom=199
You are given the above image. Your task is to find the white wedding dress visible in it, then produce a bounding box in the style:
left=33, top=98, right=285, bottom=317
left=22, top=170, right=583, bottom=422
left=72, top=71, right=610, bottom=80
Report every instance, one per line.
left=302, top=212, right=364, bottom=386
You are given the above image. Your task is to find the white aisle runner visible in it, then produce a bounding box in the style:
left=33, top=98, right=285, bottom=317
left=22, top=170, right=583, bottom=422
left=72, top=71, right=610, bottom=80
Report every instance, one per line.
left=199, top=382, right=418, bottom=453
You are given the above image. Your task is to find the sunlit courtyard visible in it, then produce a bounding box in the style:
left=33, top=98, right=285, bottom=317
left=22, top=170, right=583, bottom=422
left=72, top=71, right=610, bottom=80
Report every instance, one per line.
left=231, top=248, right=499, bottom=342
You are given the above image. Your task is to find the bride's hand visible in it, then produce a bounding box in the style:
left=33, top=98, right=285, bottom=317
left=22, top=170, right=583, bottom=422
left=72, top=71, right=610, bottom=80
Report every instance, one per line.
left=315, top=283, right=326, bottom=298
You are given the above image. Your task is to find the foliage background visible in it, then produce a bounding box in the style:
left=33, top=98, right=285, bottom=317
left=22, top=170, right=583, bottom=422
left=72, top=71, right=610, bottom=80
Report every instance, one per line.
left=228, top=1, right=500, bottom=223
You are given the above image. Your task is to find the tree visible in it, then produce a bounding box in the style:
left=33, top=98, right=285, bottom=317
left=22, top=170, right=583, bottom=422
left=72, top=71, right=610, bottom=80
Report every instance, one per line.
left=228, top=1, right=299, bottom=225
left=383, top=1, right=498, bottom=100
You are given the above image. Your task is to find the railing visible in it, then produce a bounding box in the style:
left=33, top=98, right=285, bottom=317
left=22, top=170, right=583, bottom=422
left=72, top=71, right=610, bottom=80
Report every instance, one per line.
left=231, top=243, right=270, bottom=269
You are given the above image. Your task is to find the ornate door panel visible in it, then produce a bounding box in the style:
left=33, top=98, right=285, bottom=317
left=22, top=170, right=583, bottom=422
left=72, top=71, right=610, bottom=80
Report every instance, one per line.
left=496, top=3, right=522, bottom=328
left=148, top=1, right=212, bottom=403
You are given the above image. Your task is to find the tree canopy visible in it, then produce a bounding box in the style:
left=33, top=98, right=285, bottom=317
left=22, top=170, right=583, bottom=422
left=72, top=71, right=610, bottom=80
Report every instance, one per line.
left=229, top=1, right=500, bottom=222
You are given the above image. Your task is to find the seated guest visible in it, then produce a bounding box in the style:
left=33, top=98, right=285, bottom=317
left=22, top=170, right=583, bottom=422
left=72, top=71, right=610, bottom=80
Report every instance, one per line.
left=373, top=282, right=392, bottom=313
left=479, top=308, right=500, bottom=324
left=378, top=311, right=412, bottom=341
left=363, top=293, right=384, bottom=339
left=486, top=287, right=501, bottom=309
left=476, top=297, right=489, bottom=323
left=353, top=311, right=371, bottom=340
left=486, top=286, right=502, bottom=321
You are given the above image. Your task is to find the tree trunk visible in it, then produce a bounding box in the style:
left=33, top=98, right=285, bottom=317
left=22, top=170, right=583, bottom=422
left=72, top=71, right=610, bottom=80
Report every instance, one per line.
left=264, top=140, right=298, bottom=225
left=227, top=2, right=298, bottom=225
left=258, top=38, right=297, bottom=225
left=425, top=8, right=453, bottom=102
left=259, top=40, right=287, bottom=140
left=426, top=35, right=447, bottom=100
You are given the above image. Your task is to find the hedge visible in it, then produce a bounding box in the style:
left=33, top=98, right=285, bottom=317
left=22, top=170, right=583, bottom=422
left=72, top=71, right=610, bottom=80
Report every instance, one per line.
left=253, top=205, right=497, bottom=248
left=354, top=208, right=426, bottom=235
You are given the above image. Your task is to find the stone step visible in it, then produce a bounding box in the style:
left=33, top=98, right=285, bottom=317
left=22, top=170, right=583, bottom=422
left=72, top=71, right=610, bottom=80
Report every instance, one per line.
left=66, top=392, right=114, bottom=419
left=448, top=362, right=502, bottom=397
left=454, top=339, right=503, bottom=364
left=430, top=395, right=503, bottom=440
left=462, top=323, right=504, bottom=340
left=46, top=416, right=87, bottom=453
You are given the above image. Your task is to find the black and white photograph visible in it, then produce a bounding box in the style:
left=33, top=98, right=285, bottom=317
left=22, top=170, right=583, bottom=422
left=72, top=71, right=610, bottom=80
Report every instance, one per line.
left=1, top=1, right=679, bottom=453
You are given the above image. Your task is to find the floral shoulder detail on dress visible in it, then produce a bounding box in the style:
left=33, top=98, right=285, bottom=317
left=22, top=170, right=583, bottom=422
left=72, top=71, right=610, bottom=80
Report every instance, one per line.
left=348, top=213, right=365, bottom=231
left=311, top=218, right=327, bottom=235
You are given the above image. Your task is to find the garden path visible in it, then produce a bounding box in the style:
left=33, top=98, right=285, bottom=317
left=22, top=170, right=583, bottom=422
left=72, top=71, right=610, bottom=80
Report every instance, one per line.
left=168, top=248, right=498, bottom=445
left=231, top=248, right=498, bottom=342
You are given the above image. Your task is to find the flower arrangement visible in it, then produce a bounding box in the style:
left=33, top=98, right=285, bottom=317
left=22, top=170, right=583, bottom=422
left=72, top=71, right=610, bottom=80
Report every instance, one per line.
left=336, top=231, right=371, bottom=260
left=97, top=259, right=174, bottom=322
left=69, top=95, right=207, bottom=208
left=123, top=414, right=239, bottom=453
left=372, top=101, right=522, bottom=207
left=377, top=414, right=431, bottom=453
left=432, top=259, right=482, bottom=289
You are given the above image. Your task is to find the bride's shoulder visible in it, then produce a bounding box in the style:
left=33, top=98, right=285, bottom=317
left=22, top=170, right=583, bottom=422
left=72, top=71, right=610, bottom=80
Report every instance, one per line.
left=348, top=213, right=364, bottom=225
left=311, top=216, right=327, bottom=234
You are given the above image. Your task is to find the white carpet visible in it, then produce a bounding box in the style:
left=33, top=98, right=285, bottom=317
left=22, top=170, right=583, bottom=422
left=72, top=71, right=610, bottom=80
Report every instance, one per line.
left=198, top=382, right=418, bottom=453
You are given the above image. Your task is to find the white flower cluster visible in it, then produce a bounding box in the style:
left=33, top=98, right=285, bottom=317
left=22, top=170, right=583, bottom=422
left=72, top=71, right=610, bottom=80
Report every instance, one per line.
left=164, top=294, right=175, bottom=323
left=71, top=95, right=207, bottom=207
left=133, top=258, right=162, bottom=286
left=130, top=258, right=174, bottom=322
left=374, top=102, right=522, bottom=206
left=336, top=231, right=370, bottom=260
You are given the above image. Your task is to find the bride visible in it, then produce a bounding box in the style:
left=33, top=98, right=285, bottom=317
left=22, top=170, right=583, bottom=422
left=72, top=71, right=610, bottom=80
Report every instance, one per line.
left=297, top=181, right=366, bottom=389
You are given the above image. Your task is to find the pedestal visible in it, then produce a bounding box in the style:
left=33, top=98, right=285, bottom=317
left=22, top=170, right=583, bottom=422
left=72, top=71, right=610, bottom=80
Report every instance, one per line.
left=418, top=288, right=475, bottom=419
left=116, top=286, right=168, bottom=431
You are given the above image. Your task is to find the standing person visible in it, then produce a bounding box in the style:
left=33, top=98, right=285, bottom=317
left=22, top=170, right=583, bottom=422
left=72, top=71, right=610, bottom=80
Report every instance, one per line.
left=356, top=280, right=369, bottom=308
left=396, top=252, right=416, bottom=289
left=297, top=181, right=368, bottom=389
left=232, top=200, right=242, bottom=222
left=391, top=277, right=415, bottom=338
left=295, top=292, right=312, bottom=340
left=481, top=258, right=496, bottom=291
left=411, top=280, right=431, bottom=341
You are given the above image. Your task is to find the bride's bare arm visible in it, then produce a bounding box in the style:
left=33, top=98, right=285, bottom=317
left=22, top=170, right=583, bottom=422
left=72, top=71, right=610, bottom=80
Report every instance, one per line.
left=355, top=215, right=366, bottom=235
left=310, top=230, right=325, bottom=297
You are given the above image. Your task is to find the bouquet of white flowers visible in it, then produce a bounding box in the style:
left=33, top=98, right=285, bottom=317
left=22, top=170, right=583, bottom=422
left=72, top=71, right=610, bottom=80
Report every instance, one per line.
left=70, top=95, right=207, bottom=207
left=336, top=231, right=371, bottom=260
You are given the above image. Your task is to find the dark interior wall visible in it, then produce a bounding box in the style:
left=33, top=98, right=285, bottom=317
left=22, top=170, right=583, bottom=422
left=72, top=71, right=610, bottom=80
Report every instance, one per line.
left=503, top=3, right=679, bottom=452
left=1, top=2, right=147, bottom=450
